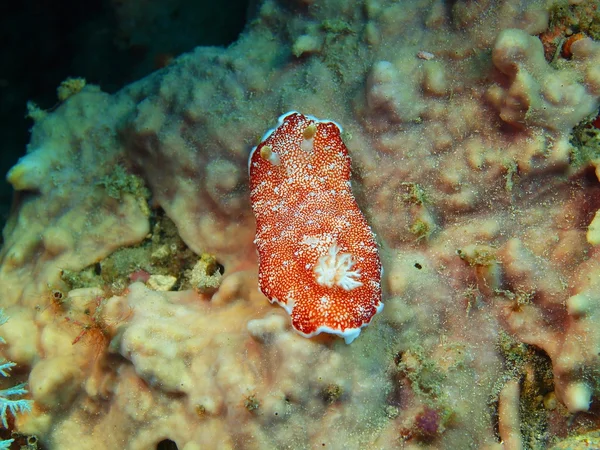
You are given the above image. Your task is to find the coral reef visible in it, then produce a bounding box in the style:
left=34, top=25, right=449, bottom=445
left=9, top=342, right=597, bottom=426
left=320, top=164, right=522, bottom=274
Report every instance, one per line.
left=1, top=0, right=600, bottom=448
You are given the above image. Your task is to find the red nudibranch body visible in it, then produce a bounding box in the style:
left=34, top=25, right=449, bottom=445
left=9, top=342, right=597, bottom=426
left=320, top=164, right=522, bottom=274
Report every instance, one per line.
left=248, top=112, right=383, bottom=344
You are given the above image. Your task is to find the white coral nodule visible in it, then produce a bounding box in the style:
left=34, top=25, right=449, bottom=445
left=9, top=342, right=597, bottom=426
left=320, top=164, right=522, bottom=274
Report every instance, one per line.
left=314, top=243, right=362, bottom=290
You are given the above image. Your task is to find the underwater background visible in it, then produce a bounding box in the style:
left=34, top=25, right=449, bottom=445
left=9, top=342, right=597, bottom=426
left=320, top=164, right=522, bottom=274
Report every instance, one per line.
left=0, top=0, right=249, bottom=235
left=1, top=0, right=600, bottom=449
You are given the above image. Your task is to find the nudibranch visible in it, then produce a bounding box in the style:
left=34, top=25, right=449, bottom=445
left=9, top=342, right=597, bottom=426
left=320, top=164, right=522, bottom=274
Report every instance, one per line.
left=248, top=112, right=383, bottom=344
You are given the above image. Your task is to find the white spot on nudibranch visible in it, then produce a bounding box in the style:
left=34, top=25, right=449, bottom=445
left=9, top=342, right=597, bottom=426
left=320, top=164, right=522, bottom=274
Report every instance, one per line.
left=313, top=243, right=362, bottom=290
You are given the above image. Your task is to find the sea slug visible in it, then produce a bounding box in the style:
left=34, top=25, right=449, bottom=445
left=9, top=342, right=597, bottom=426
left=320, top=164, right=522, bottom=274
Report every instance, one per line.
left=248, top=112, right=383, bottom=344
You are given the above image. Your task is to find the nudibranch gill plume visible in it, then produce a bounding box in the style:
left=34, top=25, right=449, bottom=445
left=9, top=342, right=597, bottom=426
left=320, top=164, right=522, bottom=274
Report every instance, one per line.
left=248, top=112, right=383, bottom=344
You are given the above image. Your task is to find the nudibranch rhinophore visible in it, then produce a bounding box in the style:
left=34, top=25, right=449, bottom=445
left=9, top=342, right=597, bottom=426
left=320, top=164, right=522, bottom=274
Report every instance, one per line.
left=248, top=112, right=383, bottom=344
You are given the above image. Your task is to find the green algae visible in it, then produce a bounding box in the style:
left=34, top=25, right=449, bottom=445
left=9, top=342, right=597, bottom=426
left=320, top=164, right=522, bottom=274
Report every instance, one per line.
left=321, top=383, right=344, bottom=404
left=396, top=348, right=446, bottom=400
left=400, top=182, right=428, bottom=206
left=96, top=164, right=150, bottom=202
left=570, top=122, right=600, bottom=169
left=243, top=393, right=260, bottom=412
left=409, top=218, right=433, bottom=242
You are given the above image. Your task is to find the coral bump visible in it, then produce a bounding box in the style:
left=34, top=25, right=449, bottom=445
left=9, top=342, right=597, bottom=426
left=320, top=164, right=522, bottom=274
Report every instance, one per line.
left=249, top=112, right=383, bottom=344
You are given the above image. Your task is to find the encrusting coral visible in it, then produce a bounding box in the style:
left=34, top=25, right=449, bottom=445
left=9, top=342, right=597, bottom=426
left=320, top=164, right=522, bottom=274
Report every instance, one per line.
left=1, top=0, right=600, bottom=448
